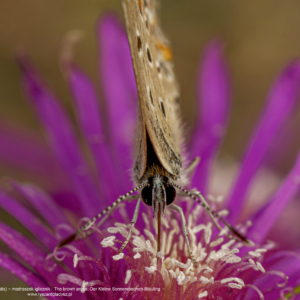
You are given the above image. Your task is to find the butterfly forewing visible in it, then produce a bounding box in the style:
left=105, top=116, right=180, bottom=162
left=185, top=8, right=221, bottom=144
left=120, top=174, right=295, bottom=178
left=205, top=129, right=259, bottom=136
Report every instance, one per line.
left=122, top=0, right=182, bottom=180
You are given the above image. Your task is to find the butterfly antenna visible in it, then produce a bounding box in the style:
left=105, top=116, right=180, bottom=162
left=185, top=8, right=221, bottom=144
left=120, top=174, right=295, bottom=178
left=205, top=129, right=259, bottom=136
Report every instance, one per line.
left=57, top=182, right=149, bottom=249
left=169, top=183, right=251, bottom=245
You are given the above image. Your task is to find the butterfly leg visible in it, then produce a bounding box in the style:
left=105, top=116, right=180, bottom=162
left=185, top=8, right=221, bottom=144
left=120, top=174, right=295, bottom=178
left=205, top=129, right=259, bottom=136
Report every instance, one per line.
left=118, top=197, right=142, bottom=253
left=172, top=183, right=250, bottom=245
left=57, top=183, right=149, bottom=249
left=177, top=189, right=225, bottom=234
left=75, top=194, right=140, bottom=241
left=192, top=190, right=249, bottom=243
left=168, top=203, right=197, bottom=269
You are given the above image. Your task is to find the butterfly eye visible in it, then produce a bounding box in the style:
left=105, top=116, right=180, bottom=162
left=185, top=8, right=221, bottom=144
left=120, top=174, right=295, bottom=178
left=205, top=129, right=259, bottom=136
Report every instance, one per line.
left=159, top=98, right=166, bottom=118
left=141, top=185, right=152, bottom=206
left=165, top=184, right=176, bottom=205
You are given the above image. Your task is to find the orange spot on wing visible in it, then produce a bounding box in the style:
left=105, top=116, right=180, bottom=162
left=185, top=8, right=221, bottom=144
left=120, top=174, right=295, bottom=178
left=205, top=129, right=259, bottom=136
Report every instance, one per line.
left=157, top=42, right=173, bottom=61
left=138, top=0, right=142, bottom=12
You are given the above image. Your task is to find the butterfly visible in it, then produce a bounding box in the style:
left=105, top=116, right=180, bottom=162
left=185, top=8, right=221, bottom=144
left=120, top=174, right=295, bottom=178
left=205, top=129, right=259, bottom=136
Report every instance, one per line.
left=58, top=0, right=249, bottom=269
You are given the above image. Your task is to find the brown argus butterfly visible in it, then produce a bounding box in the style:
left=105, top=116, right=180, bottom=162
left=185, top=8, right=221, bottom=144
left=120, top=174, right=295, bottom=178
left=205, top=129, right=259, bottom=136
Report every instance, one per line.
left=58, top=0, right=249, bottom=269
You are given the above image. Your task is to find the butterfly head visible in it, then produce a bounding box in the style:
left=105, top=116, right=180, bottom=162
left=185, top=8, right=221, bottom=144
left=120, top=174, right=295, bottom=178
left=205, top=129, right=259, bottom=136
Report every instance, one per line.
left=141, top=174, right=176, bottom=217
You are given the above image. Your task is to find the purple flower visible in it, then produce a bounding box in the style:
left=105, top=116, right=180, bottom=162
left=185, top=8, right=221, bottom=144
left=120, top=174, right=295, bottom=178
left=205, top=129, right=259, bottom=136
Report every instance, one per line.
left=1, top=14, right=300, bottom=300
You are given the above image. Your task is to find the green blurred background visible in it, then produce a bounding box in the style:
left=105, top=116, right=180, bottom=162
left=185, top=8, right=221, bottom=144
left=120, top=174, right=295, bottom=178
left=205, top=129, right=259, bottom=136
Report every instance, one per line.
left=1, top=0, right=300, bottom=173
left=1, top=1, right=300, bottom=297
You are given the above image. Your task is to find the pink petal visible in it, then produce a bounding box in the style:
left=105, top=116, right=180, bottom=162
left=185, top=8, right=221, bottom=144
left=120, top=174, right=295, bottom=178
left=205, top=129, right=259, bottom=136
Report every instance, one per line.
left=18, top=55, right=102, bottom=218
left=0, top=222, right=65, bottom=286
left=248, top=150, right=300, bottom=243
left=0, top=252, right=62, bottom=300
left=0, top=191, right=57, bottom=250
left=0, top=121, right=69, bottom=189
left=190, top=40, right=231, bottom=195
left=226, top=61, right=300, bottom=223
left=97, top=15, right=137, bottom=192
left=66, top=64, right=122, bottom=204
left=244, top=250, right=300, bottom=300
left=10, top=181, right=70, bottom=229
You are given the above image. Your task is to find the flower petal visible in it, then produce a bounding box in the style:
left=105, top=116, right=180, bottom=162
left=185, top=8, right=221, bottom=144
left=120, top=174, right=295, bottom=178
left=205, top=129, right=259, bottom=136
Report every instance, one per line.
left=248, top=150, right=300, bottom=243
left=74, top=255, right=111, bottom=288
left=0, top=252, right=62, bottom=300
left=0, top=121, right=69, bottom=189
left=267, top=253, right=300, bottom=291
left=226, top=61, right=300, bottom=223
left=0, top=191, right=57, bottom=250
left=51, top=190, right=81, bottom=213
left=66, top=63, right=122, bottom=203
left=10, top=181, right=70, bottom=229
left=18, top=55, right=102, bottom=217
left=190, top=40, right=231, bottom=195
left=0, top=221, right=65, bottom=286
left=244, top=250, right=300, bottom=300
left=97, top=15, right=137, bottom=192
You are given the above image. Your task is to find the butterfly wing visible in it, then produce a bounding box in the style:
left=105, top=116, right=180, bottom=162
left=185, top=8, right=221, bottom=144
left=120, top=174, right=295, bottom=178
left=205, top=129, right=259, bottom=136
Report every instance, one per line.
left=122, top=0, right=183, bottom=180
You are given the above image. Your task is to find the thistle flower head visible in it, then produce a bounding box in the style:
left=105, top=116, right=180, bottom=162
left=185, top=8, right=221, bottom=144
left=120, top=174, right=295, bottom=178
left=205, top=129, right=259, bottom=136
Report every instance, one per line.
left=0, top=14, right=300, bottom=300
